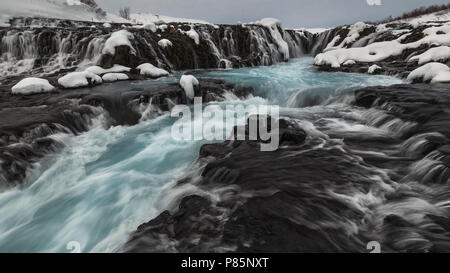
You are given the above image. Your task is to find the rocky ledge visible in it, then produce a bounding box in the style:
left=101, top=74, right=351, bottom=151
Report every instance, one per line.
left=0, top=78, right=252, bottom=189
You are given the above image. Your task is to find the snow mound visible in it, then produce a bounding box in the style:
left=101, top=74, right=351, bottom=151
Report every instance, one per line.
left=254, top=18, right=289, bottom=61
left=179, top=75, right=199, bottom=100
left=143, top=23, right=157, bottom=32
left=85, top=65, right=131, bottom=75
left=368, top=64, right=381, bottom=74
left=11, top=77, right=55, bottom=95
left=409, top=46, right=450, bottom=65
left=158, top=39, right=173, bottom=49
left=58, top=71, right=102, bottom=88
left=136, top=63, right=169, bottom=78
left=407, top=62, right=450, bottom=83
left=102, top=30, right=135, bottom=56
left=102, top=73, right=129, bottom=82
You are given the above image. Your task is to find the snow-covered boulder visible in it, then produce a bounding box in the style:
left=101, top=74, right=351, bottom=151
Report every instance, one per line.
left=158, top=39, right=173, bottom=49
left=407, top=62, right=450, bottom=83
left=179, top=75, right=199, bottom=100
left=58, top=71, right=102, bottom=88
left=85, top=65, right=131, bottom=75
left=185, top=29, right=200, bottom=45
left=254, top=18, right=289, bottom=61
left=136, top=63, right=169, bottom=78
left=103, top=22, right=112, bottom=28
left=409, top=46, right=450, bottom=65
left=368, top=64, right=381, bottom=74
left=102, top=73, right=129, bottom=82
left=143, top=23, right=157, bottom=32
left=343, top=60, right=356, bottom=66
left=11, top=77, right=55, bottom=95
left=102, top=30, right=135, bottom=56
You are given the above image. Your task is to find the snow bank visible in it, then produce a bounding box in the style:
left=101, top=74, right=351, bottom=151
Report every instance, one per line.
left=85, top=65, right=131, bottom=75
left=254, top=18, right=289, bottom=61
left=158, top=39, right=173, bottom=49
left=368, top=64, right=381, bottom=74
left=179, top=75, right=199, bottom=100
left=102, top=73, right=129, bottom=82
left=409, top=46, right=450, bottom=65
left=315, top=22, right=450, bottom=68
left=102, top=30, right=135, bottom=56
left=327, top=22, right=371, bottom=50
left=11, top=77, right=55, bottom=95
left=58, top=71, right=102, bottom=88
left=407, top=62, right=450, bottom=83
left=136, top=63, right=169, bottom=78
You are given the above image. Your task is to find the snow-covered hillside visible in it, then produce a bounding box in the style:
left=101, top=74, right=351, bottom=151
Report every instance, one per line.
left=130, top=12, right=212, bottom=25
left=0, top=0, right=129, bottom=26
left=395, top=8, right=450, bottom=26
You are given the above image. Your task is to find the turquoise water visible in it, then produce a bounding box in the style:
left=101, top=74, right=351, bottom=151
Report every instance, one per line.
left=0, top=58, right=403, bottom=252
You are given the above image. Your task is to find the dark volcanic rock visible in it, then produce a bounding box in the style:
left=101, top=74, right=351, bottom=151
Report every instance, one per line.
left=354, top=83, right=450, bottom=139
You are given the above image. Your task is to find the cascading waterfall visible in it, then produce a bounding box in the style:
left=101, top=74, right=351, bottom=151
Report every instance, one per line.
left=0, top=57, right=413, bottom=252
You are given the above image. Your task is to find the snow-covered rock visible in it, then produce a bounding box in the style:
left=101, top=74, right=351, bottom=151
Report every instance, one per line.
left=179, top=75, right=199, bottom=100
left=185, top=29, right=200, bottom=45
left=103, top=22, right=112, bottom=28
left=327, top=22, right=371, bottom=51
left=11, top=77, right=55, bottom=95
left=143, top=23, right=157, bottom=32
left=158, top=39, right=173, bottom=49
left=58, top=71, right=102, bottom=88
left=254, top=18, right=289, bottom=61
left=368, top=64, right=381, bottom=74
left=101, top=73, right=129, bottom=82
left=102, top=30, right=135, bottom=56
left=407, top=62, right=450, bottom=83
left=409, top=46, right=450, bottom=65
left=85, top=65, right=131, bottom=75
left=136, top=63, right=169, bottom=78
left=343, top=60, right=356, bottom=66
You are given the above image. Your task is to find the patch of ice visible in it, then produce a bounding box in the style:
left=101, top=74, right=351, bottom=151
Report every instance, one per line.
left=11, top=77, right=55, bottom=95
left=136, top=63, right=169, bottom=78
left=407, top=62, right=450, bottom=83
left=179, top=75, right=199, bottom=100
left=58, top=71, right=102, bottom=88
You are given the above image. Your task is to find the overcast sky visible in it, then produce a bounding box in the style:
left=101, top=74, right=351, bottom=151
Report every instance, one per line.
left=96, top=0, right=450, bottom=28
